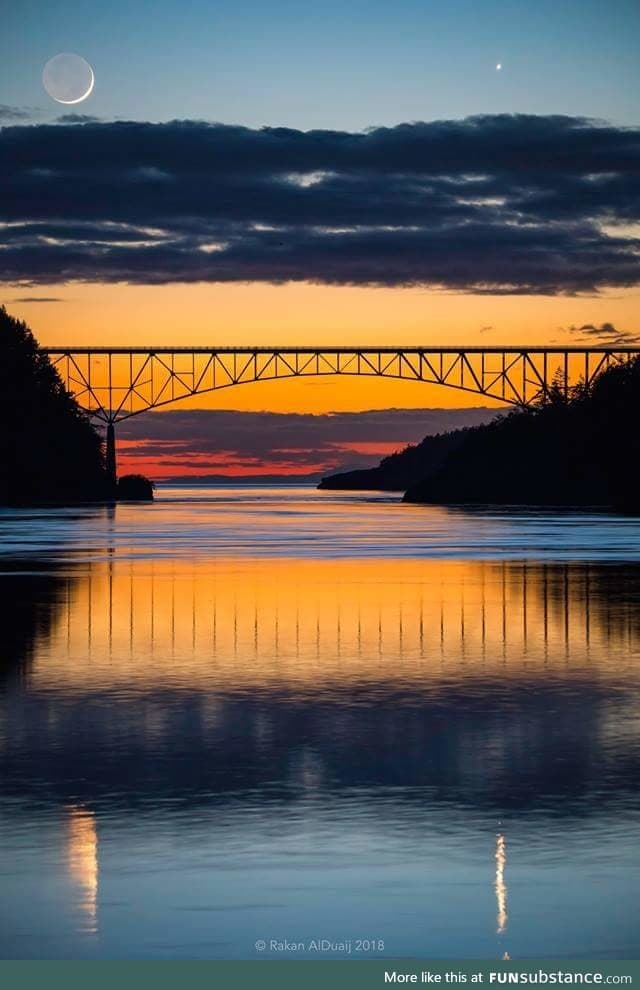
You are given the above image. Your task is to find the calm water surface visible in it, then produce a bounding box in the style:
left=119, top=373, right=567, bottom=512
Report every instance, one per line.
left=0, top=486, right=639, bottom=959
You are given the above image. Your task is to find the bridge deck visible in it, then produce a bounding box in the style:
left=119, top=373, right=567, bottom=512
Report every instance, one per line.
left=44, top=345, right=638, bottom=355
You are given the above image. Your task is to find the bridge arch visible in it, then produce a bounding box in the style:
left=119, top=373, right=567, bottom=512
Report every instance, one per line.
left=45, top=344, right=636, bottom=486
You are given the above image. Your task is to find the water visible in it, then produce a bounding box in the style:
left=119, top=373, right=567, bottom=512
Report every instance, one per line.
left=0, top=486, right=639, bottom=959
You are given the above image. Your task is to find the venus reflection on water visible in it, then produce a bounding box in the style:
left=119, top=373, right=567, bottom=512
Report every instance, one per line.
left=66, top=807, right=98, bottom=934
left=495, top=834, right=507, bottom=936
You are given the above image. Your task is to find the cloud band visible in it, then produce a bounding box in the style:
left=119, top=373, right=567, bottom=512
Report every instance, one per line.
left=2, top=114, right=640, bottom=294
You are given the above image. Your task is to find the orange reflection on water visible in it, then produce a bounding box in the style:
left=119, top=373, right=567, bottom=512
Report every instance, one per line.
left=66, top=807, right=98, bottom=933
left=32, top=557, right=640, bottom=697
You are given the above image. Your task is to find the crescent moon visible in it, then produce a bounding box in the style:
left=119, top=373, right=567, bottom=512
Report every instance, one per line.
left=58, top=66, right=94, bottom=104
left=42, top=54, right=95, bottom=105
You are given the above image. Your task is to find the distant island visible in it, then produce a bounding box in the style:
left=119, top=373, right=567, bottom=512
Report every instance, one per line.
left=318, top=427, right=475, bottom=491
left=116, top=474, right=155, bottom=501
left=320, top=356, right=640, bottom=513
left=0, top=308, right=152, bottom=505
left=163, top=472, right=326, bottom=486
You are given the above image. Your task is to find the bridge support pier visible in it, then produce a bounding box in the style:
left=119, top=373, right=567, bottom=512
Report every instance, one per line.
left=106, top=421, right=117, bottom=498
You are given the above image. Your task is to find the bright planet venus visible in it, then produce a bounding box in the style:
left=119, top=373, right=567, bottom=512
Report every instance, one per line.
left=42, top=53, right=94, bottom=104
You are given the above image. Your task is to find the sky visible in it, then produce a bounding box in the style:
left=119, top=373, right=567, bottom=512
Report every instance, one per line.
left=2, top=0, right=640, bottom=475
left=4, top=0, right=640, bottom=129
left=116, top=406, right=499, bottom=480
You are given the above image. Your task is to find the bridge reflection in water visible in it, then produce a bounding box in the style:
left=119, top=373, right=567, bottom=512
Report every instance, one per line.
left=1, top=554, right=640, bottom=957
left=34, top=557, right=639, bottom=694
left=8, top=556, right=639, bottom=797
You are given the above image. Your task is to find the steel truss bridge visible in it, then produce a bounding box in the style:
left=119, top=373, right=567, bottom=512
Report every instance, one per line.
left=45, top=344, right=639, bottom=484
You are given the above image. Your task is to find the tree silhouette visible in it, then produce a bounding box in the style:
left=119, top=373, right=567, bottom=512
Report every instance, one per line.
left=321, top=354, right=640, bottom=512
left=117, top=474, right=154, bottom=500
left=0, top=307, right=107, bottom=504
left=404, top=355, right=640, bottom=510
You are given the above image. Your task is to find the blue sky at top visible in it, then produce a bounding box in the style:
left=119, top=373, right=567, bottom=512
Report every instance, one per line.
left=3, top=0, right=640, bottom=129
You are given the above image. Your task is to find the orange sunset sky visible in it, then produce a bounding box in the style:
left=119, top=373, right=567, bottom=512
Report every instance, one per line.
left=8, top=282, right=640, bottom=416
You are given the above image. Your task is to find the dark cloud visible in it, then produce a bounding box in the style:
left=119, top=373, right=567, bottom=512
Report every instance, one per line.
left=7, top=296, right=64, bottom=303
left=117, top=406, right=500, bottom=476
left=1, top=114, right=640, bottom=293
left=55, top=113, right=101, bottom=124
left=0, top=105, right=34, bottom=122
left=563, top=321, right=640, bottom=345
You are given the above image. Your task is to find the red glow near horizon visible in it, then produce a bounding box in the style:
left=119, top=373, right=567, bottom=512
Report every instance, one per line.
left=116, top=438, right=401, bottom=479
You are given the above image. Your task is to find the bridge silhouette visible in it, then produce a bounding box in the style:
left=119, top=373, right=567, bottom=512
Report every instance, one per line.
left=45, top=344, right=639, bottom=485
